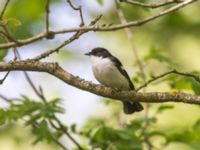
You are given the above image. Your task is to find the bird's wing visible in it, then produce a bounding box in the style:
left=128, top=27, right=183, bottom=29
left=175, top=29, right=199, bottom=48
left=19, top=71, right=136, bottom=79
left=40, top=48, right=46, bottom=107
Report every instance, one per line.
left=109, top=56, right=135, bottom=90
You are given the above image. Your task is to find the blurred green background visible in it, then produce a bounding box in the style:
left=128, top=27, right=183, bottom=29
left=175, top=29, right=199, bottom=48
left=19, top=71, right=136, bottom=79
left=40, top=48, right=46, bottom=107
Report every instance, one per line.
left=0, top=0, right=200, bottom=150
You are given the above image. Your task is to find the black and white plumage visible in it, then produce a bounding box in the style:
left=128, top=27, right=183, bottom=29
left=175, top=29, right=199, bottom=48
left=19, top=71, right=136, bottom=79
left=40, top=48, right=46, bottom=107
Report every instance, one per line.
left=85, top=47, right=143, bottom=114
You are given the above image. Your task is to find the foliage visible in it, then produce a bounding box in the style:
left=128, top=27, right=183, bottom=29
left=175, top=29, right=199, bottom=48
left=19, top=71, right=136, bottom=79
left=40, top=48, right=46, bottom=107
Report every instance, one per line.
left=165, top=119, right=200, bottom=149
left=77, top=105, right=175, bottom=150
left=144, top=46, right=177, bottom=68
left=0, top=96, right=64, bottom=144
left=0, top=49, right=8, bottom=61
left=97, top=0, right=105, bottom=6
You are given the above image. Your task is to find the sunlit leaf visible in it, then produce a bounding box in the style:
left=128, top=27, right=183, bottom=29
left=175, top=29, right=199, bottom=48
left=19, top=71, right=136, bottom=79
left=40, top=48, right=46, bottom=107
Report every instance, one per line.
left=4, top=18, right=22, bottom=26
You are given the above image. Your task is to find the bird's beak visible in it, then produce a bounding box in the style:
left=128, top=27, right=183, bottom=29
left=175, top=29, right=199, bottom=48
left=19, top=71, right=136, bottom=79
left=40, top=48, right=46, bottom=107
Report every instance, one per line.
left=84, top=52, right=91, bottom=56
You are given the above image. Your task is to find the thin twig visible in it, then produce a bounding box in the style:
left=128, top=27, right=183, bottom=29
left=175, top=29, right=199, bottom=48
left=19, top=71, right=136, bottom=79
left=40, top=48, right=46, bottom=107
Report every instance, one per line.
left=12, top=47, right=17, bottom=61
left=45, top=0, right=50, bottom=34
left=136, top=69, right=200, bottom=91
left=32, top=121, right=68, bottom=150
left=121, top=0, right=179, bottom=9
left=115, top=2, right=151, bottom=149
left=173, top=70, right=200, bottom=83
left=0, top=71, right=9, bottom=84
left=0, top=30, right=8, bottom=42
left=33, top=31, right=84, bottom=61
left=21, top=64, right=69, bottom=149
left=0, top=29, right=19, bottom=44
left=53, top=139, right=68, bottom=150
left=17, top=48, right=83, bottom=149
left=115, top=1, right=146, bottom=84
left=1, top=25, right=20, bottom=44
left=24, top=71, right=47, bottom=100
left=15, top=50, right=47, bottom=101
left=0, top=0, right=196, bottom=49
left=49, top=118, right=84, bottom=150
left=110, top=0, right=197, bottom=30
left=136, top=70, right=176, bottom=91
left=66, top=0, right=84, bottom=26
left=0, top=0, right=11, bottom=20
left=0, top=24, right=10, bottom=82
left=0, top=94, right=21, bottom=103
left=0, top=94, right=11, bottom=102
left=0, top=30, right=9, bottom=40
left=32, top=14, right=102, bottom=61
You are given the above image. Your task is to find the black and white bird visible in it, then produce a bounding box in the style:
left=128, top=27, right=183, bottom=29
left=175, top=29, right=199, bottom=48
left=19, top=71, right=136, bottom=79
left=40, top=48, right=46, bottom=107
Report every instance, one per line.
left=85, top=47, right=143, bottom=114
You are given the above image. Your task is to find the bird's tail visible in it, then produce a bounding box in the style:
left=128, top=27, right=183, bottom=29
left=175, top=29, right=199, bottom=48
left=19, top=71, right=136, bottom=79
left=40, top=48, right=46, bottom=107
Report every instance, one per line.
left=123, top=101, right=143, bottom=114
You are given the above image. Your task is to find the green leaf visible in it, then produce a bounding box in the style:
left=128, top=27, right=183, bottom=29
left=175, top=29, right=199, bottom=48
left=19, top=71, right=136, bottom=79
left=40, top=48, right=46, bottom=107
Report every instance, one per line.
left=2, top=18, right=22, bottom=26
left=166, top=130, right=192, bottom=143
left=172, top=79, right=192, bottom=90
left=167, top=75, right=200, bottom=95
left=165, top=118, right=200, bottom=146
left=71, top=124, right=77, bottom=133
left=32, top=120, right=50, bottom=144
left=127, top=118, right=143, bottom=131
left=144, top=46, right=176, bottom=67
left=90, top=126, right=142, bottom=150
left=157, top=104, right=174, bottom=113
left=0, top=49, right=8, bottom=61
left=193, top=119, right=200, bottom=132
left=97, top=0, right=104, bottom=5
left=188, top=78, right=200, bottom=95
left=0, top=109, right=7, bottom=125
left=147, top=131, right=166, bottom=138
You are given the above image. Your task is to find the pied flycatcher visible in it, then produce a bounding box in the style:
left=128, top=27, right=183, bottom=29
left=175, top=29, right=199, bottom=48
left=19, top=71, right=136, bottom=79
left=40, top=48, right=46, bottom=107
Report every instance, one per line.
left=85, top=47, right=143, bottom=114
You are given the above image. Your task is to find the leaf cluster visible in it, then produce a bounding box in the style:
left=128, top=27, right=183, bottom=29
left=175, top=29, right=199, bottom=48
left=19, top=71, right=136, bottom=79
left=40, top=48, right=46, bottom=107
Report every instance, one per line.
left=0, top=96, right=64, bottom=144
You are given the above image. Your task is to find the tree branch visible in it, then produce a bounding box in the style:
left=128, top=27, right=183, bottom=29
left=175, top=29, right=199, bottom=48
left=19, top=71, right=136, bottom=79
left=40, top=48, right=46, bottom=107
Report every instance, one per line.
left=0, top=60, right=200, bottom=105
left=49, top=118, right=84, bottom=150
left=32, top=14, right=102, bottom=61
left=45, top=0, right=50, bottom=34
left=0, top=0, right=197, bottom=49
left=115, top=1, right=147, bottom=83
left=121, top=0, right=179, bottom=9
left=1, top=25, right=20, bottom=44
left=136, top=69, right=200, bottom=91
left=66, top=0, right=84, bottom=26
left=32, top=122, right=68, bottom=150
left=0, top=0, right=11, bottom=20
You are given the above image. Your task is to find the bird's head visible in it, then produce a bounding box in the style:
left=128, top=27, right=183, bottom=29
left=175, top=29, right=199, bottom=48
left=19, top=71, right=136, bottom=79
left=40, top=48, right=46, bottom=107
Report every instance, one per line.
left=85, top=47, right=111, bottom=58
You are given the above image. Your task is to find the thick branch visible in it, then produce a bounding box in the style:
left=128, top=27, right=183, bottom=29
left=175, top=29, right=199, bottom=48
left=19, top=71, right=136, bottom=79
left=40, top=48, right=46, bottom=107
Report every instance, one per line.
left=0, top=60, right=200, bottom=105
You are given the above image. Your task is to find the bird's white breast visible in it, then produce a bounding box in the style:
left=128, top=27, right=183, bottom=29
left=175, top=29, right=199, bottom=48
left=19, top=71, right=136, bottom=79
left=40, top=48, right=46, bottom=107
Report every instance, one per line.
left=90, top=56, right=129, bottom=90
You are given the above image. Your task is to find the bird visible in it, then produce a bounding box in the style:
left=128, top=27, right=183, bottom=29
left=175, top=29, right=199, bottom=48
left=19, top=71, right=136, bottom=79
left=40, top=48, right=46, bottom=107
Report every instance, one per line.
left=85, top=47, right=143, bottom=114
